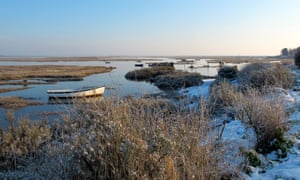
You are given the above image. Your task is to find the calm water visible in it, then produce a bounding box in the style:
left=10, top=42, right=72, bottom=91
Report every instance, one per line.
left=0, top=59, right=219, bottom=127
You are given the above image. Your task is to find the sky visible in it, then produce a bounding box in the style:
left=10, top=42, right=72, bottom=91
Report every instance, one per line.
left=0, top=0, right=299, bottom=57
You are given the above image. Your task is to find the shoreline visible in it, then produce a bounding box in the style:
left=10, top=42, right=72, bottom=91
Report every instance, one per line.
left=0, top=56, right=292, bottom=63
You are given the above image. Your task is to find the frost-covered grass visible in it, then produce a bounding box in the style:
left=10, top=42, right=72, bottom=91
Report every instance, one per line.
left=0, top=114, right=51, bottom=172
left=237, top=63, right=295, bottom=90
left=65, top=97, right=225, bottom=179
left=248, top=89, right=300, bottom=180
left=233, top=89, right=290, bottom=154
left=0, top=97, right=230, bottom=179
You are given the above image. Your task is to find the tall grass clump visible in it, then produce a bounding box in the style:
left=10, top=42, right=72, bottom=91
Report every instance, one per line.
left=57, top=97, right=226, bottom=179
left=0, top=111, right=51, bottom=171
left=209, top=78, right=242, bottom=113
left=233, top=89, right=290, bottom=154
left=237, top=63, right=294, bottom=90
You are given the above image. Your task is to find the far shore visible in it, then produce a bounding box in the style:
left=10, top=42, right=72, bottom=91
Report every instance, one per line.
left=0, top=56, right=293, bottom=64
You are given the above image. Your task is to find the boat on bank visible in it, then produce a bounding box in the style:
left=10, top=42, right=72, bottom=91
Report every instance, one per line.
left=47, top=86, right=105, bottom=99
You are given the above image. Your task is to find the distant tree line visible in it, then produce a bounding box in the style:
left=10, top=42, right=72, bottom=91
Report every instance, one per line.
left=294, top=47, right=300, bottom=68
left=281, top=47, right=299, bottom=57
left=280, top=47, right=300, bottom=68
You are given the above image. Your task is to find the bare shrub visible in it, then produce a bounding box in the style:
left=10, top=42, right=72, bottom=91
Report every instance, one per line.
left=233, top=89, right=289, bottom=154
left=58, top=97, right=225, bottom=179
left=237, top=63, right=294, bottom=90
left=218, top=66, right=238, bottom=79
left=209, top=78, right=242, bottom=113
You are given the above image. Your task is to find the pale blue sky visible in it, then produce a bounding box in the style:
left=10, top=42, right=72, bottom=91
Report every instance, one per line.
left=0, top=0, right=299, bottom=56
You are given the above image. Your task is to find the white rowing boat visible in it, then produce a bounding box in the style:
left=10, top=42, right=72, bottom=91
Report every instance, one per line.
left=47, top=86, right=105, bottom=99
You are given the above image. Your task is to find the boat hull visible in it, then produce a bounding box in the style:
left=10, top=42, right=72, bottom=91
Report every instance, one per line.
left=135, top=63, right=144, bottom=67
left=47, top=86, right=105, bottom=99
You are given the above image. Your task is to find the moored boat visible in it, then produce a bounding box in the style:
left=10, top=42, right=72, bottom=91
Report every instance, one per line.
left=47, top=86, right=105, bottom=99
left=134, top=63, right=144, bottom=67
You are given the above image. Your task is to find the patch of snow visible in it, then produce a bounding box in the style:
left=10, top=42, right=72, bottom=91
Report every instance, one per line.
left=289, top=90, right=300, bottom=104
left=177, top=79, right=215, bottom=99
left=175, top=79, right=215, bottom=109
left=249, top=154, right=300, bottom=180
left=263, top=88, right=296, bottom=110
left=221, top=120, right=256, bottom=147
left=220, top=119, right=257, bottom=170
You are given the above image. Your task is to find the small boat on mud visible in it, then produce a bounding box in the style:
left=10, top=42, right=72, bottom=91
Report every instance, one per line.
left=47, top=86, right=105, bottom=99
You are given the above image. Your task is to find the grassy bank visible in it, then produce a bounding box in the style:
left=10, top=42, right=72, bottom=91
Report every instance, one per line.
left=0, top=65, right=113, bottom=81
left=0, top=96, right=43, bottom=108
left=125, top=67, right=203, bottom=90
left=0, top=87, right=28, bottom=93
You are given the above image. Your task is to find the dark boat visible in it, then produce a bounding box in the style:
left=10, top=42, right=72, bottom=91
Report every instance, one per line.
left=135, top=63, right=144, bottom=67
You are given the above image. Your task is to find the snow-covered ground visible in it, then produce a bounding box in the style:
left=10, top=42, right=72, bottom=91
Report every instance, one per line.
left=178, top=72, right=300, bottom=180
left=248, top=70, right=300, bottom=180
left=247, top=89, right=300, bottom=180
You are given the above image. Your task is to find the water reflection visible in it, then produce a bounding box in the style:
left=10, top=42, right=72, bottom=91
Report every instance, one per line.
left=48, top=96, right=104, bottom=104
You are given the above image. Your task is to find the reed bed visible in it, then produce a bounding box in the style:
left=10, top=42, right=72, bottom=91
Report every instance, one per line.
left=0, top=97, right=233, bottom=179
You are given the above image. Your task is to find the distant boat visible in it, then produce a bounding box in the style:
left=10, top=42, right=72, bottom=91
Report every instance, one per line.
left=135, top=63, right=144, bottom=67
left=47, top=86, right=105, bottom=99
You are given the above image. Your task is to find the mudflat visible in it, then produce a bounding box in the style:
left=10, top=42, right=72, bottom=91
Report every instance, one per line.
left=0, top=65, right=114, bottom=95
left=0, top=65, right=114, bottom=81
left=0, top=56, right=157, bottom=62
left=0, top=96, right=43, bottom=109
